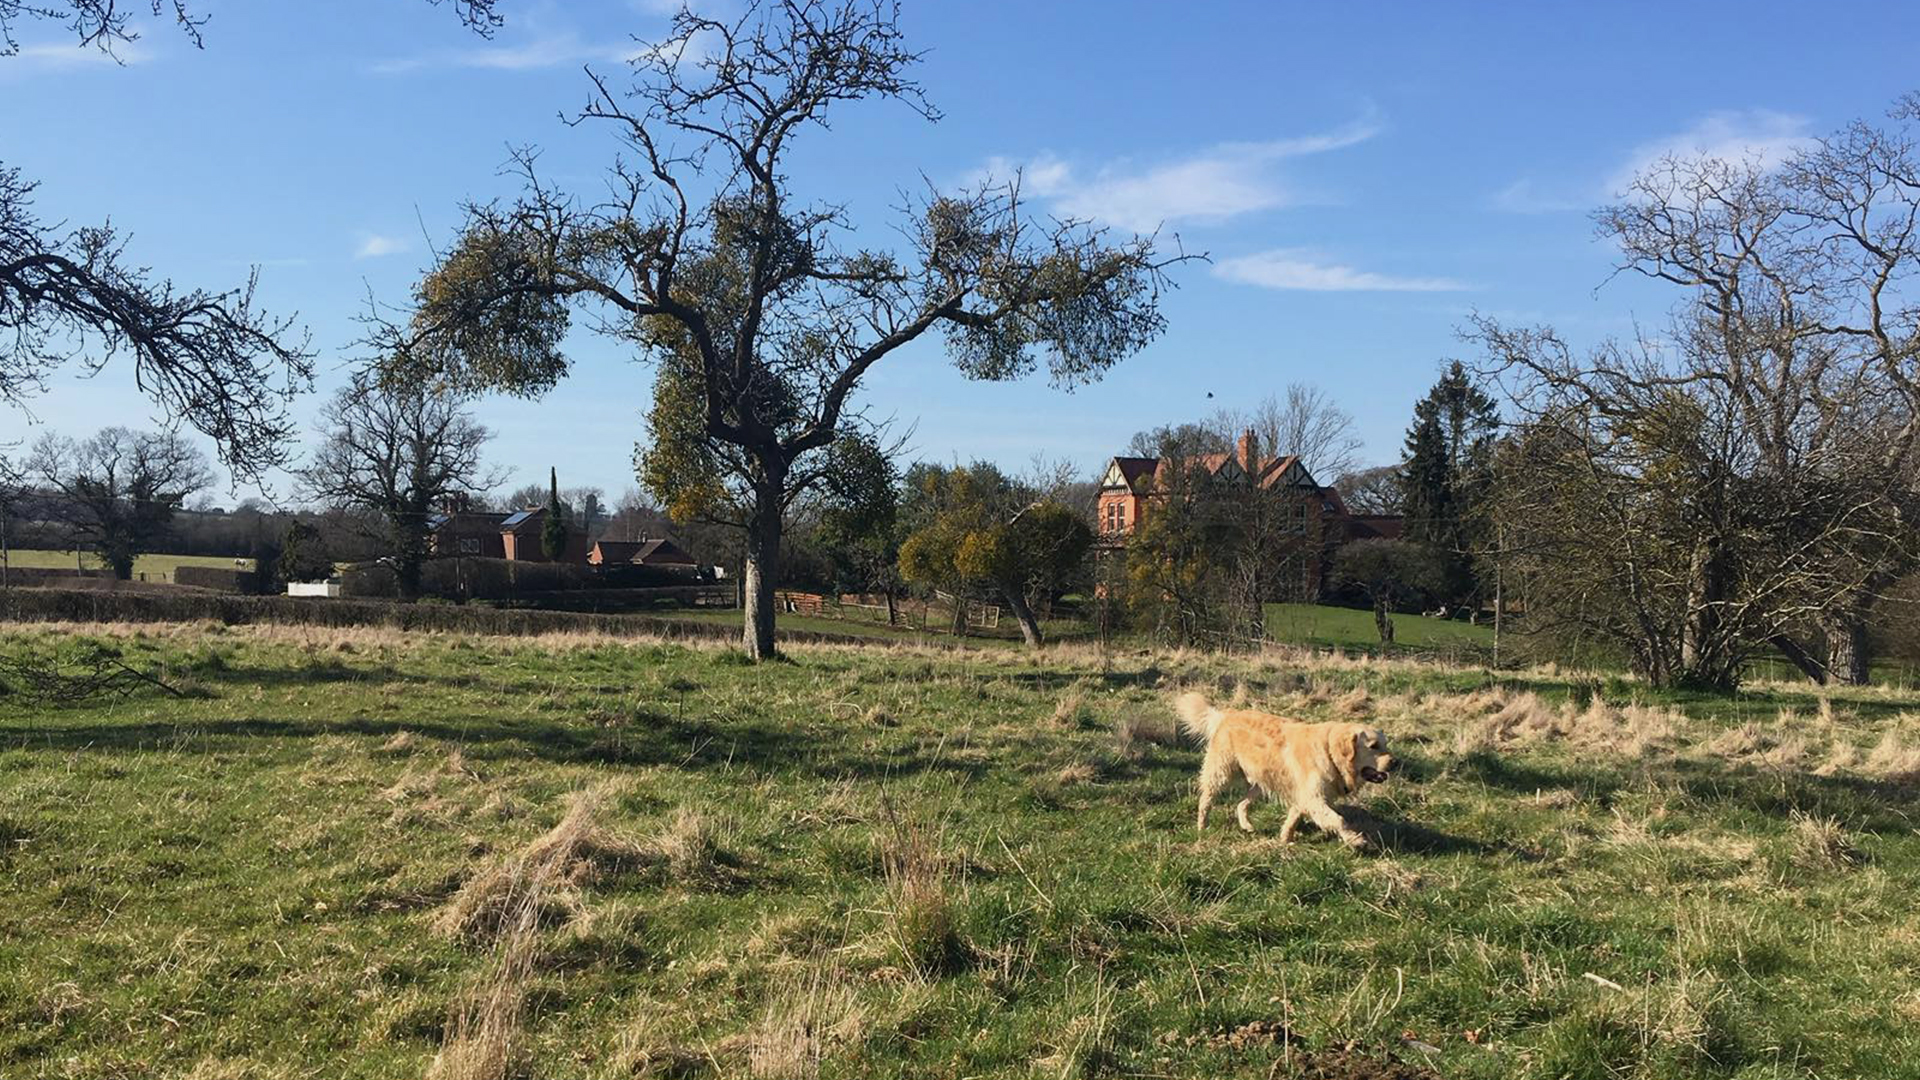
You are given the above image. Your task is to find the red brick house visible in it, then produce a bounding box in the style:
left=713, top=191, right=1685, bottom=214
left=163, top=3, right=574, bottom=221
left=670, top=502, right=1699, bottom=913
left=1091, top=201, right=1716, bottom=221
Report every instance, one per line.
left=494, top=507, right=592, bottom=563
left=1096, top=429, right=1368, bottom=599
left=427, top=510, right=510, bottom=558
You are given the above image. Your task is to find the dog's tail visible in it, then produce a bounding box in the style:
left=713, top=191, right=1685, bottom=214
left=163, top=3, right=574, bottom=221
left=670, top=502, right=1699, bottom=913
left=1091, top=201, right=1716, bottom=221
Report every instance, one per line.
left=1174, top=691, right=1224, bottom=744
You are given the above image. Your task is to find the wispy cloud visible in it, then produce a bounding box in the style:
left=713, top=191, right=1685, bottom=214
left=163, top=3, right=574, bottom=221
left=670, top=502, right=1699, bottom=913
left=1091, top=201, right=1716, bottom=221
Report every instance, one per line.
left=370, top=30, right=638, bottom=74
left=1490, top=178, right=1586, bottom=215
left=354, top=233, right=410, bottom=259
left=1606, top=109, right=1815, bottom=193
left=1495, top=109, right=1819, bottom=214
left=973, top=109, right=1382, bottom=232
left=7, top=40, right=150, bottom=69
left=1213, top=249, right=1469, bottom=293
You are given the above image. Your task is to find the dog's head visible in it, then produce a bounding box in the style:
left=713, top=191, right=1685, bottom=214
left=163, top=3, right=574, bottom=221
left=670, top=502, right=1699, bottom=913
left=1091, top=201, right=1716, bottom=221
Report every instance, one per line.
left=1334, top=725, right=1399, bottom=786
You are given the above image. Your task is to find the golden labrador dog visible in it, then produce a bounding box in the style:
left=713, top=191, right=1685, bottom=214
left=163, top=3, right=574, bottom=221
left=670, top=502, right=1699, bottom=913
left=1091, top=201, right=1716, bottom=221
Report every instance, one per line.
left=1174, top=691, right=1398, bottom=848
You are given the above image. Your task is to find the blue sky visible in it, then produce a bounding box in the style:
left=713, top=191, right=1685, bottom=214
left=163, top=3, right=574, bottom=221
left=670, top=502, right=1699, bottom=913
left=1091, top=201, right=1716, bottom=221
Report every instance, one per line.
left=6, top=0, right=1919, bottom=505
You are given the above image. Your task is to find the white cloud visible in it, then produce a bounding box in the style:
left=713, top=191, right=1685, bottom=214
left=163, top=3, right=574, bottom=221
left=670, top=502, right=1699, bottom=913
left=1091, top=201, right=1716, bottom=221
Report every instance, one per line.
left=1495, top=108, right=1819, bottom=213
left=1608, top=109, right=1815, bottom=193
left=1213, top=249, right=1468, bottom=293
left=354, top=233, right=410, bottom=259
left=974, top=109, right=1382, bottom=232
left=1490, top=177, right=1585, bottom=215
left=371, top=31, right=636, bottom=74
left=8, top=40, right=150, bottom=68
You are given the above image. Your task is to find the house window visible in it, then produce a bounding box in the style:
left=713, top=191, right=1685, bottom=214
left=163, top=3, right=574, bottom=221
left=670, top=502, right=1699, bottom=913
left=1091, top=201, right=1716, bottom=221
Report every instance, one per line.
left=459, top=537, right=482, bottom=554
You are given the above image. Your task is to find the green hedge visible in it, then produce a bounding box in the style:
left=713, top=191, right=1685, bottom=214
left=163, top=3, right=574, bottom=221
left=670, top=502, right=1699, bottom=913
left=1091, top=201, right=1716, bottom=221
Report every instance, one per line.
left=0, top=587, right=875, bottom=646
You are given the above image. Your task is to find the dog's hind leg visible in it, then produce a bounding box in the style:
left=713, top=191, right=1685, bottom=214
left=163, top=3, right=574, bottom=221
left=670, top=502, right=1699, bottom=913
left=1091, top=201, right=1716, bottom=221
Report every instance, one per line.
left=1196, top=744, right=1237, bottom=831
left=1235, top=788, right=1264, bottom=832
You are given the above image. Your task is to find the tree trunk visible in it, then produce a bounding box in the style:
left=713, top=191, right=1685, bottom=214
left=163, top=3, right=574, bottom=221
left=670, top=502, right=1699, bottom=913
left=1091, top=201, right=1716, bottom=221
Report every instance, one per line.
left=741, top=489, right=782, bottom=662
left=884, top=588, right=898, bottom=627
left=1002, top=584, right=1044, bottom=647
left=1770, top=633, right=1830, bottom=685
left=1373, top=599, right=1394, bottom=644
left=396, top=554, right=424, bottom=600
left=1822, top=612, right=1870, bottom=686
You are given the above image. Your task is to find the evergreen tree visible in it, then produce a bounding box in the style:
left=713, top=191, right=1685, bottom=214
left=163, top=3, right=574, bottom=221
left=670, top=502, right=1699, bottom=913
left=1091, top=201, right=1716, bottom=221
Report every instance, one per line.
left=1399, top=361, right=1499, bottom=605
left=542, top=467, right=570, bottom=560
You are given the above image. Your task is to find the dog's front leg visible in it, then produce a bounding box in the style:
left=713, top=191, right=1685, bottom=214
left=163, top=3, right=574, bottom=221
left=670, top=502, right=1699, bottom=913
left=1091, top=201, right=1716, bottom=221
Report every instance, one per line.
left=1303, top=799, right=1369, bottom=850
left=1277, top=806, right=1303, bottom=844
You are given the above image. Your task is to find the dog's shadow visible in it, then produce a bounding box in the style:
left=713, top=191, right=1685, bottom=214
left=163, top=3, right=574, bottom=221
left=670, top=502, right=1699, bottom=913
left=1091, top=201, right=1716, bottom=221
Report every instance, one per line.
left=1337, top=805, right=1517, bottom=859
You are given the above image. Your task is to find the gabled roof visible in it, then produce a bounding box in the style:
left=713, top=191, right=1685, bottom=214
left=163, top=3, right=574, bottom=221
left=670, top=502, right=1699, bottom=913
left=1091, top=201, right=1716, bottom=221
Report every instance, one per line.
left=428, top=510, right=509, bottom=532
left=1100, top=457, right=1160, bottom=492
left=499, top=508, right=542, bottom=531
left=1117, top=451, right=1319, bottom=492
left=593, top=537, right=697, bottom=565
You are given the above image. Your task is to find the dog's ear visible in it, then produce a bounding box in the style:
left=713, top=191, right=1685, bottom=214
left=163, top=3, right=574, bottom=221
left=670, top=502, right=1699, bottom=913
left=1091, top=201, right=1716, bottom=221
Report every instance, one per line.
left=1328, top=725, right=1360, bottom=790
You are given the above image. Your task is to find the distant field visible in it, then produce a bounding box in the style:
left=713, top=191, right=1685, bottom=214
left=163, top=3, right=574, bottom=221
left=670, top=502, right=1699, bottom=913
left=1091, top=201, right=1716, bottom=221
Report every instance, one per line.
left=1264, top=602, right=1495, bottom=653
left=3, top=549, right=255, bottom=580
left=667, top=602, right=1496, bottom=656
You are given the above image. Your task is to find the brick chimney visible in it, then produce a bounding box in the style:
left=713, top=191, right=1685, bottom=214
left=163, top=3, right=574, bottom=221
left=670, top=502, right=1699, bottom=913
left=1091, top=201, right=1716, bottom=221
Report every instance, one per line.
left=1236, top=428, right=1258, bottom=472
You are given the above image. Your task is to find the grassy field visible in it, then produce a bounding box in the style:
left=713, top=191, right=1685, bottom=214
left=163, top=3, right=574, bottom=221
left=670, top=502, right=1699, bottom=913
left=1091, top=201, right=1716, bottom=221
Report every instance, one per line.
left=1264, top=603, right=1493, bottom=655
left=667, top=601, right=1493, bottom=657
left=3, top=623, right=1919, bottom=1079
left=4, top=548, right=255, bottom=580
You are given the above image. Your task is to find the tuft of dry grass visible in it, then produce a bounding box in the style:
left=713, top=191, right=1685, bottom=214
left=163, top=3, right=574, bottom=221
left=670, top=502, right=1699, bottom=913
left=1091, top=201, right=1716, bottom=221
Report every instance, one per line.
left=654, top=807, right=727, bottom=885
left=1865, top=726, right=1920, bottom=782
left=877, top=805, right=965, bottom=979
left=1788, top=810, right=1863, bottom=870
left=1054, top=762, right=1098, bottom=786
left=745, top=966, right=866, bottom=1079
left=1050, top=679, right=1095, bottom=727
left=426, top=916, right=539, bottom=1080
left=433, top=784, right=646, bottom=943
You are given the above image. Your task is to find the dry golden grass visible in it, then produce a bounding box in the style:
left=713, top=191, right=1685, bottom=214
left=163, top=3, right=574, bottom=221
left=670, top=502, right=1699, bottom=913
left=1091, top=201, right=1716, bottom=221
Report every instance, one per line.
left=433, top=783, right=646, bottom=943
left=1789, top=810, right=1863, bottom=870
left=745, top=966, right=866, bottom=1079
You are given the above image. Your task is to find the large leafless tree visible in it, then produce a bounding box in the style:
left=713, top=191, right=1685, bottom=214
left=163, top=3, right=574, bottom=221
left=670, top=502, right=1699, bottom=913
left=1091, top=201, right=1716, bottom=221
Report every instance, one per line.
left=298, top=378, right=502, bottom=598
left=1209, top=383, right=1363, bottom=482
left=1, top=0, right=506, bottom=479
left=1478, top=97, right=1920, bottom=687
left=27, top=426, right=213, bottom=578
left=372, top=0, right=1189, bottom=659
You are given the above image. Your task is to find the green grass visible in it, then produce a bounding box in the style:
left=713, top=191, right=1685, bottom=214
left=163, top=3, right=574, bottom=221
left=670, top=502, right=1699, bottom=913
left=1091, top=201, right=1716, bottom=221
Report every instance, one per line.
left=4, top=548, right=255, bottom=580
left=1264, top=602, right=1494, bottom=655
left=3, top=622, right=1919, bottom=1079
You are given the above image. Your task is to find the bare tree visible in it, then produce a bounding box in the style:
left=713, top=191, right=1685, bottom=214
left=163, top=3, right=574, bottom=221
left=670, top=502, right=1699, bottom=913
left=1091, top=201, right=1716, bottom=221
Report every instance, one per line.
left=372, top=0, right=1190, bottom=659
left=1, top=167, right=311, bottom=479
left=1211, top=383, right=1362, bottom=480
left=1471, top=317, right=1909, bottom=691
left=1557, top=94, right=1920, bottom=684
left=1, top=0, right=502, bottom=55
left=298, top=378, right=503, bottom=598
left=28, top=426, right=213, bottom=578
left=1, top=0, right=506, bottom=479
left=1332, top=464, right=1403, bottom=515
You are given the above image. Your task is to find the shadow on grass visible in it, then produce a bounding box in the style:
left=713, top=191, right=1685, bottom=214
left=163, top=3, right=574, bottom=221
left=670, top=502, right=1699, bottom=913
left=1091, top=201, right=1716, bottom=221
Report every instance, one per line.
left=0, top=705, right=993, bottom=785
left=1450, top=748, right=1920, bottom=836
left=1338, top=805, right=1515, bottom=859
